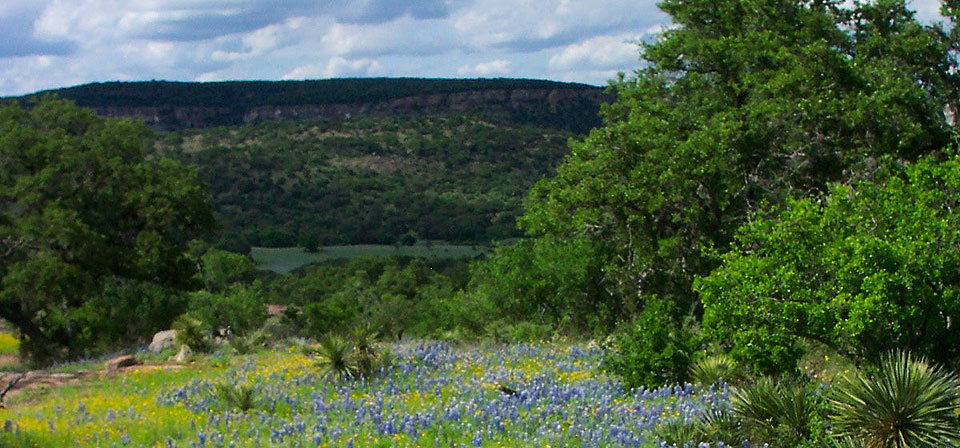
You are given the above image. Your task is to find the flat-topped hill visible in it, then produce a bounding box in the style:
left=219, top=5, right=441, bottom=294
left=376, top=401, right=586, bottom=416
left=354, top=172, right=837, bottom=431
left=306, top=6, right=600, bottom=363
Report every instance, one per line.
left=10, top=78, right=609, bottom=133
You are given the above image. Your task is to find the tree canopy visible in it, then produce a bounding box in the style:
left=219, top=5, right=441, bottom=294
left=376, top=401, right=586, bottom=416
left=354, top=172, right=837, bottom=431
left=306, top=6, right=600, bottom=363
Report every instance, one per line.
left=514, top=0, right=958, bottom=322
left=697, top=154, right=960, bottom=374
left=0, top=97, right=215, bottom=364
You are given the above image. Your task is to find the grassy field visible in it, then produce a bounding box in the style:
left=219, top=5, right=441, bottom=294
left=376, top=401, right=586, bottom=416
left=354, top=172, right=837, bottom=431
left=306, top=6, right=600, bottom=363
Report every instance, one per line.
left=251, top=244, right=488, bottom=273
left=0, top=342, right=724, bottom=447
left=0, top=331, right=20, bottom=371
left=0, top=333, right=18, bottom=356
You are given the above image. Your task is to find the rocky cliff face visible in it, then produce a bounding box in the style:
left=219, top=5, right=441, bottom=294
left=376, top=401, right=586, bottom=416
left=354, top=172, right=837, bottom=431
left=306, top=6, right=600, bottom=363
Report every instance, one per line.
left=89, top=87, right=611, bottom=133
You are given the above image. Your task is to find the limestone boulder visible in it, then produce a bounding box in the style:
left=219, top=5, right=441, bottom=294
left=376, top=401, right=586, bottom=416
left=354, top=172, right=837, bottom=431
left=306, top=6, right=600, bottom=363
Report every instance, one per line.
left=105, top=355, right=137, bottom=370
left=149, top=329, right=177, bottom=353
left=173, top=345, right=192, bottom=363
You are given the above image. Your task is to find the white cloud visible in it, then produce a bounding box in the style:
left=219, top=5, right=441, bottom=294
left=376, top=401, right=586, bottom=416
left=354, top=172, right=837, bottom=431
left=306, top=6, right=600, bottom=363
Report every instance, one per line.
left=457, top=59, right=512, bottom=76
left=549, top=34, right=640, bottom=71
left=282, top=57, right=383, bottom=79
left=0, top=0, right=945, bottom=96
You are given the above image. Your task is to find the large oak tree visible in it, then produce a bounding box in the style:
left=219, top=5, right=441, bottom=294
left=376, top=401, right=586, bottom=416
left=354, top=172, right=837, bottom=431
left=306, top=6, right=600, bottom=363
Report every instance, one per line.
left=0, top=98, right=215, bottom=364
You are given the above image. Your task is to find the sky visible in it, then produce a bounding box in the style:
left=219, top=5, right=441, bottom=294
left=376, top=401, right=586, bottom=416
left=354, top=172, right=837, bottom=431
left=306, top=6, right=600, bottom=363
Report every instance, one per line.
left=0, top=0, right=946, bottom=96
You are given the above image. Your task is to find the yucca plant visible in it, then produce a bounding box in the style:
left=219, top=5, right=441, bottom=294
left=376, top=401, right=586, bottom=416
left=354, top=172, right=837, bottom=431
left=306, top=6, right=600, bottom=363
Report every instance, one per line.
left=829, top=351, right=960, bottom=448
left=313, top=334, right=359, bottom=381
left=172, top=313, right=209, bottom=353
left=351, top=324, right=381, bottom=376
left=212, top=382, right=258, bottom=412
left=732, top=376, right=822, bottom=446
left=690, top=354, right=746, bottom=386
left=654, top=417, right=703, bottom=446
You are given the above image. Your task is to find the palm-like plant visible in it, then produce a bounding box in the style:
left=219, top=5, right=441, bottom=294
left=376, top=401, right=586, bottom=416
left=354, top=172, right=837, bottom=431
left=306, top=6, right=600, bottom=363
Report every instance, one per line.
left=690, top=354, right=746, bottom=386
left=212, top=383, right=258, bottom=412
left=352, top=324, right=380, bottom=376
left=314, top=334, right=359, bottom=381
left=829, top=351, right=960, bottom=448
left=732, top=376, right=821, bottom=445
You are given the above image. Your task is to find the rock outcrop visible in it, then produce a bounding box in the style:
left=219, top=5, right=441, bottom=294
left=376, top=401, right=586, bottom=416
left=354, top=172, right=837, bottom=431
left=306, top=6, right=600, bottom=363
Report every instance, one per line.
left=149, top=330, right=177, bottom=353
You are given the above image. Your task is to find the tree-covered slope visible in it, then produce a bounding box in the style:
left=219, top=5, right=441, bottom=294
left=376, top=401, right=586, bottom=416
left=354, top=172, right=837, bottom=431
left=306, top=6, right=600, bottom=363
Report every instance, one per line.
left=154, top=114, right=575, bottom=251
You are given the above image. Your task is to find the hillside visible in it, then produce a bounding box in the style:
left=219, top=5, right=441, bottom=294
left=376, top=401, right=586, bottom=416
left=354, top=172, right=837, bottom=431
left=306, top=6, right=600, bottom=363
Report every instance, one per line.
left=15, top=78, right=609, bottom=133
left=155, top=114, right=575, bottom=251
left=2, top=79, right=609, bottom=251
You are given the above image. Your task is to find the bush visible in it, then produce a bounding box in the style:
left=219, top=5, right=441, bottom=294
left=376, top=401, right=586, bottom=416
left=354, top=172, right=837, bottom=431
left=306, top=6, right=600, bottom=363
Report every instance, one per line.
left=698, top=154, right=960, bottom=374
left=602, top=297, right=700, bottom=389
left=483, top=320, right=554, bottom=343
left=186, top=286, right=266, bottom=337
left=829, top=351, right=960, bottom=448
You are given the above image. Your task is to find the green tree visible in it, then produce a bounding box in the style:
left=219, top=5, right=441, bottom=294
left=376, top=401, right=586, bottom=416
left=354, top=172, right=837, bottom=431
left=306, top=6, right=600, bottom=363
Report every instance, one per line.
left=0, top=98, right=215, bottom=364
left=516, top=0, right=957, bottom=324
left=696, top=154, right=960, bottom=374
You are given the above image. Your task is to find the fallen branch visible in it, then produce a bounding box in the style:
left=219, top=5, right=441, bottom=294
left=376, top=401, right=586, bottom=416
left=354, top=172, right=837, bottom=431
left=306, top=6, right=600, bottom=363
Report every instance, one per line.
left=0, top=373, right=27, bottom=409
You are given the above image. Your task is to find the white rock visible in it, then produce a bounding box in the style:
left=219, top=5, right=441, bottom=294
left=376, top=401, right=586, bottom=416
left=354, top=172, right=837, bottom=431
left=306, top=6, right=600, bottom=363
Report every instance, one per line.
left=173, top=344, right=192, bottom=363
left=149, top=329, right=177, bottom=353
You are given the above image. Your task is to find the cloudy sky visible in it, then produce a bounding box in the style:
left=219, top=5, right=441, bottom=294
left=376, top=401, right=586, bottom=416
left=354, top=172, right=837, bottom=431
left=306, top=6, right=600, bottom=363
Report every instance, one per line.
left=0, top=0, right=945, bottom=96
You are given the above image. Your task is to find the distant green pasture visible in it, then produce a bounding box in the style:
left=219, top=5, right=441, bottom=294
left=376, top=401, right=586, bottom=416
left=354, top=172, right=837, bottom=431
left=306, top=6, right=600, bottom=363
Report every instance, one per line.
left=251, top=244, right=487, bottom=273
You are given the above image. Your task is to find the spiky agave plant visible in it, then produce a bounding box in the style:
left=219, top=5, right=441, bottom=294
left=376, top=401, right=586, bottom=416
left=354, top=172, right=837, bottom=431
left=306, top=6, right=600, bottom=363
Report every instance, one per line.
left=314, top=334, right=359, bottom=381
left=829, top=351, right=960, bottom=448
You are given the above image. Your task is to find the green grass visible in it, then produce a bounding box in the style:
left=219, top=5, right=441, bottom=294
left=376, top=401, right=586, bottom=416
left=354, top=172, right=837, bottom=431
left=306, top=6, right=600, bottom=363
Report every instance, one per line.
left=0, top=332, right=19, bottom=356
left=251, top=243, right=488, bottom=273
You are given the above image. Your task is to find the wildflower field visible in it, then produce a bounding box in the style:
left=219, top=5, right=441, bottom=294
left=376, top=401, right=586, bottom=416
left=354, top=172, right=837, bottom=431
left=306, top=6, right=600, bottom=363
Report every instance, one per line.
left=0, top=342, right=729, bottom=448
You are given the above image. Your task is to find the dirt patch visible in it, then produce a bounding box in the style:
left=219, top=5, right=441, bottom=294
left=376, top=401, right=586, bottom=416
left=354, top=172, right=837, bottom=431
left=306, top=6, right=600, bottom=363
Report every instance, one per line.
left=0, top=363, right=185, bottom=405
left=0, top=354, right=18, bottom=368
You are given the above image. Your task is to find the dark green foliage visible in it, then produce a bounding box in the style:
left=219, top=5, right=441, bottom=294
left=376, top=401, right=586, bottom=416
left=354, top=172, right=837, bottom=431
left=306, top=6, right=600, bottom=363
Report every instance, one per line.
left=697, top=154, right=960, bottom=374
left=186, top=287, right=266, bottom=337
left=602, top=298, right=700, bottom=389
left=227, top=330, right=266, bottom=355
left=466, top=237, right=612, bottom=334
left=511, top=0, right=958, bottom=347
left=196, top=248, right=255, bottom=293
left=172, top=314, right=208, bottom=353
left=158, top=115, right=573, bottom=248
left=829, top=351, right=960, bottom=448
left=271, top=258, right=456, bottom=339
left=0, top=98, right=214, bottom=365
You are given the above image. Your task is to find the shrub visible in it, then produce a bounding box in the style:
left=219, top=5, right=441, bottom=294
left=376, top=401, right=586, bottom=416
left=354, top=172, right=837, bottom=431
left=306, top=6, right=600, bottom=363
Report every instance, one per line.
left=829, top=351, right=960, bottom=448
left=602, top=297, right=700, bottom=389
left=228, top=330, right=266, bottom=355
left=698, top=154, right=960, bottom=374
